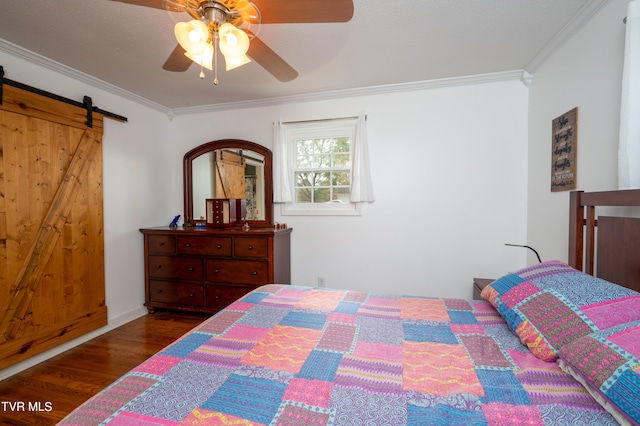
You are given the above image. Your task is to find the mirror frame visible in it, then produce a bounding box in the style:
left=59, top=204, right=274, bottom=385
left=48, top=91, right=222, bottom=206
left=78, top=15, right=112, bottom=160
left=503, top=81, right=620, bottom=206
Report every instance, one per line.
left=183, top=139, right=273, bottom=227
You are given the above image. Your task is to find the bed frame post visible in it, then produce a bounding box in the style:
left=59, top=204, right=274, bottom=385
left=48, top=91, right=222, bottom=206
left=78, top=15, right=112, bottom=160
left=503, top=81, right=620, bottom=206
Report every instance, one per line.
left=568, top=191, right=584, bottom=271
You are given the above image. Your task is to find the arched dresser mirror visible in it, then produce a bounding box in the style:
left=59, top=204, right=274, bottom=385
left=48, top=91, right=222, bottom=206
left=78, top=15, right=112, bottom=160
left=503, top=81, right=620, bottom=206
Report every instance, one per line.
left=183, top=139, right=273, bottom=227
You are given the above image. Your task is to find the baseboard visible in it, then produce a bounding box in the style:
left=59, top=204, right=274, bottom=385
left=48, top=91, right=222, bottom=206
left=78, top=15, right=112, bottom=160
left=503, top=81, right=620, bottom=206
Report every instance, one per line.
left=0, top=305, right=148, bottom=381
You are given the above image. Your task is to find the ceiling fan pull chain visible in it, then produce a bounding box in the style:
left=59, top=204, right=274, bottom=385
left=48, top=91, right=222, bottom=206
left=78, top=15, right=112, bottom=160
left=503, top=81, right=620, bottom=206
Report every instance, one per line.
left=213, top=32, right=219, bottom=85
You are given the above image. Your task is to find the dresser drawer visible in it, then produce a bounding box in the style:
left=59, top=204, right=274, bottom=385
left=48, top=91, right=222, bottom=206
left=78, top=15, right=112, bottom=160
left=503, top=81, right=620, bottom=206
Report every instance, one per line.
left=147, top=235, right=176, bottom=254
left=206, top=259, right=268, bottom=284
left=148, top=256, right=203, bottom=280
left=149, top=280, right=204, bottom=307
left=234, top=237, right=268, bottom=258
left=206, top=284, right=256, bottom=309
left=177, top=236, right=232, bottom=256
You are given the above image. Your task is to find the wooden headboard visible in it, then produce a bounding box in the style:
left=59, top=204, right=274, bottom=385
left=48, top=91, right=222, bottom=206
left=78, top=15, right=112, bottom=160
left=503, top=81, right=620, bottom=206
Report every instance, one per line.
left=569, top=189, right=640, bottom=293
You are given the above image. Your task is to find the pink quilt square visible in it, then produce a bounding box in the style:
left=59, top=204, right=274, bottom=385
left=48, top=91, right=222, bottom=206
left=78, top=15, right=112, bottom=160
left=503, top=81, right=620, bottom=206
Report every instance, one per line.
left=353, top=341, right=403, bottom=362
left=481, top=403, right=544, bottom=426
left=132, top=355, right=181, bottom=376
left=283, top=378, right=332, bottom=408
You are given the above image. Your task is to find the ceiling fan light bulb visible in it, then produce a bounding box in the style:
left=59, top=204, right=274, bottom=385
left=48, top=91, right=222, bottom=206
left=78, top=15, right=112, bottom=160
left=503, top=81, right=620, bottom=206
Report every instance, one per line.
left=175, top=20, right=209, bottom=56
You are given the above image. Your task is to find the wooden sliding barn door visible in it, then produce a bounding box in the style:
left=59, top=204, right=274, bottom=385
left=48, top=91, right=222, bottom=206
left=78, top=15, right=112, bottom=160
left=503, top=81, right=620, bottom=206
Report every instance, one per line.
left=0, top=84, right=107, bottom=369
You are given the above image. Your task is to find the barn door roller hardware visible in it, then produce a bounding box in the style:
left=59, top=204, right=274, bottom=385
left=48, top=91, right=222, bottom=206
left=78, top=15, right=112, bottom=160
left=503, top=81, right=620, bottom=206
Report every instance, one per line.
left=0, top=65, right=128, bottom=127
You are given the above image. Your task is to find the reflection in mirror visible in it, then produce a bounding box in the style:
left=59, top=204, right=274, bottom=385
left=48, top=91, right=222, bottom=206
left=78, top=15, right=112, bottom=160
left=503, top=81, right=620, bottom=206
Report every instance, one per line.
left=192, top=149, right=265, bottom=221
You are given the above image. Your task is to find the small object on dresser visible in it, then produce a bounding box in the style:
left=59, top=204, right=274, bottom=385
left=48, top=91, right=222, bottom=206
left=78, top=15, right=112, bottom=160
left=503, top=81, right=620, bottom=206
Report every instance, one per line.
left=169, top=215, right=180, bottom=229
left=206, top=198, right=237, bottom=228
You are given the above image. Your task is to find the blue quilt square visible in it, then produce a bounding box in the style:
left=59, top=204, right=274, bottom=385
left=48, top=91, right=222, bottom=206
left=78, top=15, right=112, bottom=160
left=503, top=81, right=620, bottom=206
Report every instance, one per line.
left=241, top=291, right=270, bottom=304
left=448, top=311, right=479, bottom=325
left=298, top=350, right=342, bottom=381
left=476, top=369, right=531, bottom=405
left=280, top=311, right=327, bottom=330
left=606, top=369, right=640, bottom=423
left=201, top=374, right=287, bottom=424
left=161, top=332, right=211, bottom=358
left=490, top=273, right=525, bottom=295
left=335, top=301, right=360, bottom=314
left=403, top=324, right=457, bottom=344
left=407, top=403, right=487, bottom=426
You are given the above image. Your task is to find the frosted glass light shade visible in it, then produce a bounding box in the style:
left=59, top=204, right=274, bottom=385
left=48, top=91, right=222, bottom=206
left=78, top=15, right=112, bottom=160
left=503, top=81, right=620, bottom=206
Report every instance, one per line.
left=175, top=19, right=209, bottom=56
left=224, top=54, right=251, bottom=71
left=218, top=23, right=250, bottom=59
left=185, top=43, right=214, bottom=70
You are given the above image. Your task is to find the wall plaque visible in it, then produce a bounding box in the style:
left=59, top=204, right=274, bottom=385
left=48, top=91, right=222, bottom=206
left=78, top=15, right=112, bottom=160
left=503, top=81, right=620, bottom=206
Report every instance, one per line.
left=551, top=107, right=578, bottom=192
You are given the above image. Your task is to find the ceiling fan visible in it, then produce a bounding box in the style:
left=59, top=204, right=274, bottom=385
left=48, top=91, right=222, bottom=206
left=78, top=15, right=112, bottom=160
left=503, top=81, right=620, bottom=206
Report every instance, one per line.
left=111, top=0, right=354, bottom=83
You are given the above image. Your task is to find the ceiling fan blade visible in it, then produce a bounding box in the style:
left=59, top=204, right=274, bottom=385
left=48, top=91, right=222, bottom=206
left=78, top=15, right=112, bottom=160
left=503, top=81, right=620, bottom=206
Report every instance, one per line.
left=248, top=37, right=298, bottom=82
left=252, top=0, right=354, bottom=23
left=163, top=44, right=193, bottom=71
left=109, top=0, right=186, bottom=12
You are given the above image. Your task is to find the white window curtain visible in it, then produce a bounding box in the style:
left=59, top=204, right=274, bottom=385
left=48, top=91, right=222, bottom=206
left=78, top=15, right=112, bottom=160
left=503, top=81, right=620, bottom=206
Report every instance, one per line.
left=618, top=0, right=640, bottom=189
left=350, top=113, right=375, bottom=203
left=273, top=119, right=292, bottom=203
left=272, top=113, right=375, bottom=203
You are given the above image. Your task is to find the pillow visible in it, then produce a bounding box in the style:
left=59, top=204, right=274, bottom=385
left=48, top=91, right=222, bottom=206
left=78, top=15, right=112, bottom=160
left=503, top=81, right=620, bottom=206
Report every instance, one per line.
left=480, top=260, right=640, bottom=362
left=558, top=320, right=640, bottom=425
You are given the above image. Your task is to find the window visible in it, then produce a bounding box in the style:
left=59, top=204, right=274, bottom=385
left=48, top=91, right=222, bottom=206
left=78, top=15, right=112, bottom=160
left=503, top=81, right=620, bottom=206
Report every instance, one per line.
left=281, top=119, right=360, bottom=215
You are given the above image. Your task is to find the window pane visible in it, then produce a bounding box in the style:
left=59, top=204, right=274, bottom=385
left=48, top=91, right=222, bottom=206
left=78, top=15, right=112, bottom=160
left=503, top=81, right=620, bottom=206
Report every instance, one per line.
left=296, top=155, right=312, bottom=168
left=333, top=153, right=350, bottom=167
left=295, top=172, right=312, bottom=187
left=296, top=139, right=313, bottom=155
left=314, top=188, right=330, bottom=203
left=332, top=171, right=350, bottom=186
left=315, top=172, right=330, bottom=186
left=295, top=188, right=311, bottom=203
left=333, top=187, right=350, bottom=203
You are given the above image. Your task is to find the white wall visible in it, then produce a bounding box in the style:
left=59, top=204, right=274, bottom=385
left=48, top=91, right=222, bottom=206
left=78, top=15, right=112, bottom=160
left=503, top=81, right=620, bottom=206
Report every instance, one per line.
left=168, top=79, right=530, bottom=298
left=527, top=0, right=628, bottom=262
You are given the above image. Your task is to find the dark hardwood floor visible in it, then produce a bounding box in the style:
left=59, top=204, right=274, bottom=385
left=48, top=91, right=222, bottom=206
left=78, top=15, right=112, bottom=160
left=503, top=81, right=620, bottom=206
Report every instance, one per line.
left=0, top=310, right=210, bottom=425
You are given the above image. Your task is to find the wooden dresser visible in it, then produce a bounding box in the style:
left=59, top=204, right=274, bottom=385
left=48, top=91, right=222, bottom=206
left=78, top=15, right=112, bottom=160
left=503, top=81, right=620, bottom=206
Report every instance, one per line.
left=140, top=226, right=292, bottom=314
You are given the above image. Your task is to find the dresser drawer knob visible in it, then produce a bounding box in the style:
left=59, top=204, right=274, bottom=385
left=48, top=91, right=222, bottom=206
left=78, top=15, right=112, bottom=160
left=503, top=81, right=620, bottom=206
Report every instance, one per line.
left=159, top=242, right=165, bottom=246
left=155, top=265, right=162, bottom=269
left=189, top=293, right=195, bottom=297
left=215, top=295, right=220, bottom=299
left=252, top=271, right=257, bottom=276
left=216, top=244, right=222, bottom=249
left=188, top=267, right=194, bottom=272
left=156, top=289, right=163, bottom=294
left=185, top=243, right=191, bottom=247
left=248, top=245, right=254, bottom=250
left=214, top=269, right=220, bottom=273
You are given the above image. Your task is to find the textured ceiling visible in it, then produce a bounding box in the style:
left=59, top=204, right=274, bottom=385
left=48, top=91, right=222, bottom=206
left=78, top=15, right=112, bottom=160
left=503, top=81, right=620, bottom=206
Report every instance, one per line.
left=0, top=0, right=603, bottom=111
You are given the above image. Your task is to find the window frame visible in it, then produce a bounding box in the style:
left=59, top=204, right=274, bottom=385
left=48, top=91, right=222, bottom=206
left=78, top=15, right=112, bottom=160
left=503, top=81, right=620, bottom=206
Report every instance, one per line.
left=280, top=119, right=361, bottom=216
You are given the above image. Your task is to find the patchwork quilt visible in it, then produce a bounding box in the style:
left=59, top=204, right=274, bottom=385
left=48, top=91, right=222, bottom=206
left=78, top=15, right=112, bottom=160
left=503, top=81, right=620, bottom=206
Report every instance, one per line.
left=60, top=284, right=620, bottom=425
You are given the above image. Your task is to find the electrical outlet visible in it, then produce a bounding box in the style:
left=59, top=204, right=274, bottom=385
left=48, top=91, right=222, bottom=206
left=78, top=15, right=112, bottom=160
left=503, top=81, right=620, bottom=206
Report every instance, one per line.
left=318, top=276, right=326, bottom=287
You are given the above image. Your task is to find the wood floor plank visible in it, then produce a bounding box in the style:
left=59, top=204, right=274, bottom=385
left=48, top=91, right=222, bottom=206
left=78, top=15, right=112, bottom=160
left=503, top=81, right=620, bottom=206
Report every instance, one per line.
left=0, top=311, right=209, bottom=425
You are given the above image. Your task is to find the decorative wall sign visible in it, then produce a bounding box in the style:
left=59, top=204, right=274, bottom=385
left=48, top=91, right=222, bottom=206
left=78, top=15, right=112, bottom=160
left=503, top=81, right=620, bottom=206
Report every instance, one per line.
left=551, top=107, right=578, bottom=192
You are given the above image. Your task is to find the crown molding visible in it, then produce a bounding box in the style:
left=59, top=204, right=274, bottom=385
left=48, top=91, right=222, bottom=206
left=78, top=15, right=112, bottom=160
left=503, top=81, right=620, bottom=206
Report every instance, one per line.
left=0, top=38, right=170, bottom=114
left=525, top=0, right=609, bottom=73
left=170, top=70, right=526, bottom=116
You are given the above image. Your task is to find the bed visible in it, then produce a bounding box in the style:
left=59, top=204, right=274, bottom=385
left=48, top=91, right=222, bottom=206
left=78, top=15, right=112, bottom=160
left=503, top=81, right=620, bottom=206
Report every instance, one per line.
left=59, top=189, right=640, bottom=425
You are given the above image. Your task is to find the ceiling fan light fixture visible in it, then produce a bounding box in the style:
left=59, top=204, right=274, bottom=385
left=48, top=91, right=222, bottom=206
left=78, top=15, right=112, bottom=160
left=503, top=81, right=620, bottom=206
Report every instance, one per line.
left=175, top=19, right=209, bottom=56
